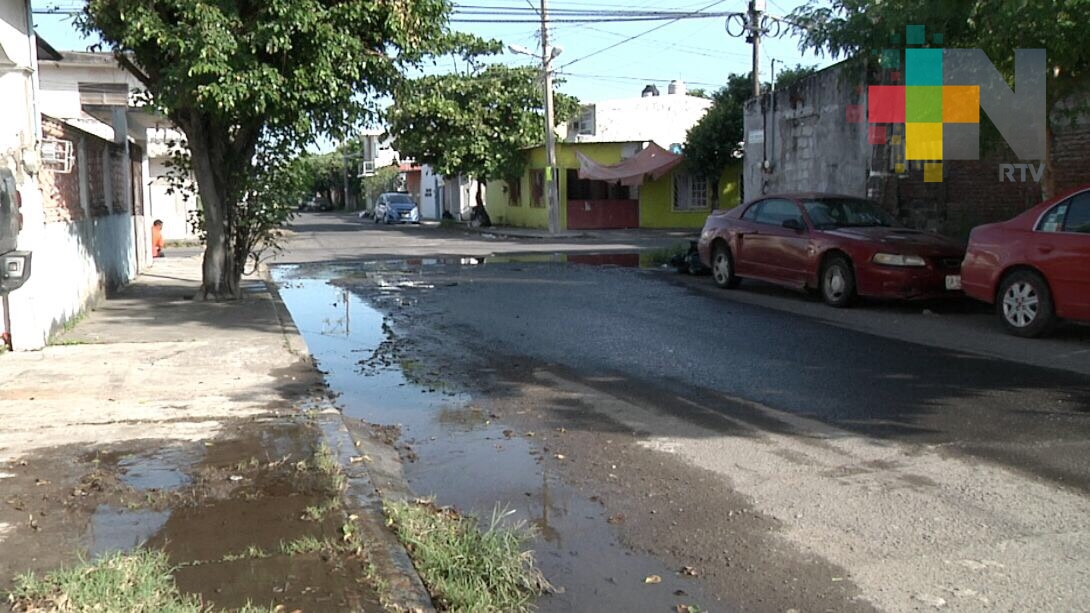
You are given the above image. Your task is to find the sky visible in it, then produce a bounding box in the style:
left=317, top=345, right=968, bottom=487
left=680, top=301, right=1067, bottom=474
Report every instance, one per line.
left=30, top=0, right=834, bottom=148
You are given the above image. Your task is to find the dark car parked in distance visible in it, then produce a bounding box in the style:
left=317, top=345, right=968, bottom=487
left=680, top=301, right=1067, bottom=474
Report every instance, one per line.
left=698, top=194, right=966, bottom=307
left=962, top=184, right=1090, bottom=337
left=373, top=192, right=420, bottom=224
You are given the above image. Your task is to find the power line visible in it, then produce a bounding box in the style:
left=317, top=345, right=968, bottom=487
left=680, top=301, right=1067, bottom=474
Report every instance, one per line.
left=557, top=0, right=729, bottom=70
left=556, top=71, right=724, bottom=89
left=576, top=24, right=751, bottom=60
left=450, top=13, right=733, bottom=23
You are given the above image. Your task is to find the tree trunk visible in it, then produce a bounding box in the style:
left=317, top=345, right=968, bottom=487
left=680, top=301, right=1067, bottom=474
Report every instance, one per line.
left=180, top=113, right=240, bottom=299
left=471, top=180, right=491, bottom=227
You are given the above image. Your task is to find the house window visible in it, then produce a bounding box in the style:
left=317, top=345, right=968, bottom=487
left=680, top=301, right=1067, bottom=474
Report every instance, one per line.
left=572, top=106, right=595, bottom=136
left=530, top=170, right=545, bottom=207
left=507, top=178, right=521, bottom=206
left=78, top=82, right=129, bottom=106
left=673, top=172, right=708, bottom=211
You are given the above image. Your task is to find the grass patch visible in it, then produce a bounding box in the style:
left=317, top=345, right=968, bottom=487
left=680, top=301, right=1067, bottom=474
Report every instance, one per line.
left=220, top=545, right=271, bottom=563
left=280, top=535, right=336, bottom=556
left=645, top=243, right=690, bottom=267
left=8, top=550, right=201, bottom=612
left=301, top=498, right=342, bottom=522
left=384, top=500, right=551, bottom=612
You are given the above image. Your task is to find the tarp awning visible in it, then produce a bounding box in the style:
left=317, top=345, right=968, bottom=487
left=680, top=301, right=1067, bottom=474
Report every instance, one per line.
left=576, top=142, right=682, bottom=187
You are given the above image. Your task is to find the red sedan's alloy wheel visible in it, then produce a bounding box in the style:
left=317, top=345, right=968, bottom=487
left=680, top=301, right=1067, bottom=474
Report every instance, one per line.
left=998, top=270, right=1055, bottom=337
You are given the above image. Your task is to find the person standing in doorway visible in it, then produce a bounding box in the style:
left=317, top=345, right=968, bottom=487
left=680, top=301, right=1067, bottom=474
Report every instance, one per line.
left=152, top=219, right=165, bottom=258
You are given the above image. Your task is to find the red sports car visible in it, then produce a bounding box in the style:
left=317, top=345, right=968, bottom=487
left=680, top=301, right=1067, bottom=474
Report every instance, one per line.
left=962, top=185, right=1090, bottom=337
left=697, top=194, right=965, bottom=307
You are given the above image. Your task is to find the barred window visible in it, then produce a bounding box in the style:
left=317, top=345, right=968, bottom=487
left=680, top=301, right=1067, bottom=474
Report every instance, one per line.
left=673, top=172, right=708, bottom=210
left=530, top=170, right=545, bottom=207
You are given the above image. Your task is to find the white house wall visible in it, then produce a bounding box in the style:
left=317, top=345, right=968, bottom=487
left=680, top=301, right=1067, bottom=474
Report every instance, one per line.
left=4, top=212, right=135, bottom=350
left=566, top=94, right=713, bottom=150
left=38, top=52, right=197, bottom=241
left=147, top=155, right=196, bottom=240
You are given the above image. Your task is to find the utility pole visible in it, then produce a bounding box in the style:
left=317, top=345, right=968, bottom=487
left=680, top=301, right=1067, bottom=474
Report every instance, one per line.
left=342, top=153, right=350, bottom=210
left=541, top=0, right=560, bottom=234
left=749, top=0, right=764, bottom=97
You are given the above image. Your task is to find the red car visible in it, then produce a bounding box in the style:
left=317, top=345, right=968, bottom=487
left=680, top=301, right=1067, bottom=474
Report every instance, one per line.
left=962, top=185, right=1090, bottom=337
left=697, top=194, right=965, bottom=307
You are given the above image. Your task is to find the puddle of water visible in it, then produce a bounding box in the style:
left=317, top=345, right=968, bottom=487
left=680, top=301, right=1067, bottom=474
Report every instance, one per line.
left=117, top=447, right=194, bottom=491
left=273, top=251, right=661, bottom=286
left=272, top=267, right=716, bottom=612
left=88, top=506, right=171, bottom=558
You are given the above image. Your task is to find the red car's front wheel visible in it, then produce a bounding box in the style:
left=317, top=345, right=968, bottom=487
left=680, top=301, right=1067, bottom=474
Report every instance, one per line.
left=712, top=243, right=739, bottom=289
left=821, top=256, right=856, bottom=308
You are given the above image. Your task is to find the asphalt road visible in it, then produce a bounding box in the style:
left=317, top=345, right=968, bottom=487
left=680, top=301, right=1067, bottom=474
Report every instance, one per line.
left=281, top=213, right=1090, bottom=490
left=401, top=262, right=1090, bottom=488
left=277, top=215, right=1090, bottom=611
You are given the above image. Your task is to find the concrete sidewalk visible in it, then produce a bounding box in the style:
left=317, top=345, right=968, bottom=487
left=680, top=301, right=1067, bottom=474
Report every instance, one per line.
left=460, top=222, right=699, bottom=241
left=0, top=255, right=430, bottom=610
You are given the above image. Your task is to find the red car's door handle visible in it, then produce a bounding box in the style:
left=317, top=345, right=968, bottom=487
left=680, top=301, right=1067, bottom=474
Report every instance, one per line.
left=1038, top=244, right=1054, bottom=254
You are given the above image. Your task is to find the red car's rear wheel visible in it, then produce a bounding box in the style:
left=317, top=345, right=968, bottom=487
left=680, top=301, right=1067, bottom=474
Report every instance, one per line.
left=998, top=270, right=1055, bottom=337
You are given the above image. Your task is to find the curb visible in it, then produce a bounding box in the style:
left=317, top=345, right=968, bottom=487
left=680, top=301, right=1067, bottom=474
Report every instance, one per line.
left=262, top=269, right=436, bottom=613
left=460, top=225, right=598, bottom=240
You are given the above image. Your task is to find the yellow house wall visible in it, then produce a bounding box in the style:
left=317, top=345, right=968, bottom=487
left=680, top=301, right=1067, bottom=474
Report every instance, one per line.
left=486, top=145, right=740, bottom=230
left=639, top=162, right=744, bottom=229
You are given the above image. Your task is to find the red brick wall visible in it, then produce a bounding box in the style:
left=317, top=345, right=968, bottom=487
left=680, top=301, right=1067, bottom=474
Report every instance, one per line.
left=39, top=119, right=84, bottom=224
left=887, top=120, right=1090, bottom=238
left=1053, top=123, right=1090, bottom=195
left=39, top=117, right=132, bottom=220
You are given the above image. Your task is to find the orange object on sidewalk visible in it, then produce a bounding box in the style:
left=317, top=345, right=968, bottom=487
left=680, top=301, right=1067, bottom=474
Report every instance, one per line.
left=151, top=220, right=165, bottom=257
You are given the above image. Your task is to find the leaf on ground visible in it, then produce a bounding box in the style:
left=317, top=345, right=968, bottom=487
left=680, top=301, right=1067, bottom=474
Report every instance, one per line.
left=644, top=574, right=662, bottom=584
left=680, top=565, right=699, bottom=577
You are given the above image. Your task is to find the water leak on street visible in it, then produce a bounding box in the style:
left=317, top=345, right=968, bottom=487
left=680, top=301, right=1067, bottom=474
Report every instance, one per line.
left=273, top=259, right=717, bottom=612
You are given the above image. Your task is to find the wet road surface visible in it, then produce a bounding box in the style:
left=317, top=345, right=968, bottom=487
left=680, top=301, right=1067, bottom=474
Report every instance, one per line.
left=274, top=270, right=726, bottom=612
left=271, top=239, right=1090, bottom=610
left=333, top=259, right=1090, bottom=491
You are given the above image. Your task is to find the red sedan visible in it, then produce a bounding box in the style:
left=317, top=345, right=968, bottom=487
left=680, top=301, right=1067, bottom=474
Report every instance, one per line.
left=697, top=194, right=965, bottom=307
left=962, top=185, right=1090, bottom=337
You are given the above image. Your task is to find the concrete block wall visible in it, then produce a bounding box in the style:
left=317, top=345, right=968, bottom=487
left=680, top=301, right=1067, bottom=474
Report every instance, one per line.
left=743, top=65, right=869, bottom=200
left=744, top=60, right=1090, bottom=238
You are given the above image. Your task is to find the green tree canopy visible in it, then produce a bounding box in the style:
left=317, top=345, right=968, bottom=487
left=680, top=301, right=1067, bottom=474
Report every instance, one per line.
left=385, top=64, right=579, bottom=218
left=774, top=64, right=819, bottom=90
left=81, top=0, right=487, bottom=297
left=682, top=73, right=752, bottom=188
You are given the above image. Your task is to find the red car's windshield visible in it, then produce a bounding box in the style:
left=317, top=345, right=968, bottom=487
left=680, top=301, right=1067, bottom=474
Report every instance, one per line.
left=803, top=198, right=898, bottom=229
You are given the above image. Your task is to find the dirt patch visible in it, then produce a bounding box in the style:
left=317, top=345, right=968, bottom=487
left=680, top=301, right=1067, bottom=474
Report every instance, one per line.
left=1, top=416, right=383, bottom=611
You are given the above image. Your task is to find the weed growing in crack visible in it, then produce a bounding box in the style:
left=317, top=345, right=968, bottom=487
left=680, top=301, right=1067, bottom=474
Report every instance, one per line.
left=220, top=545, right=271, bottom=563
left=301, top=498, right=342, bottom=522
left=279, top=536, right=336, bottom=556
left=384, top=500, right=553, bottom=612
left=8, top=550, right=201, bottom=612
